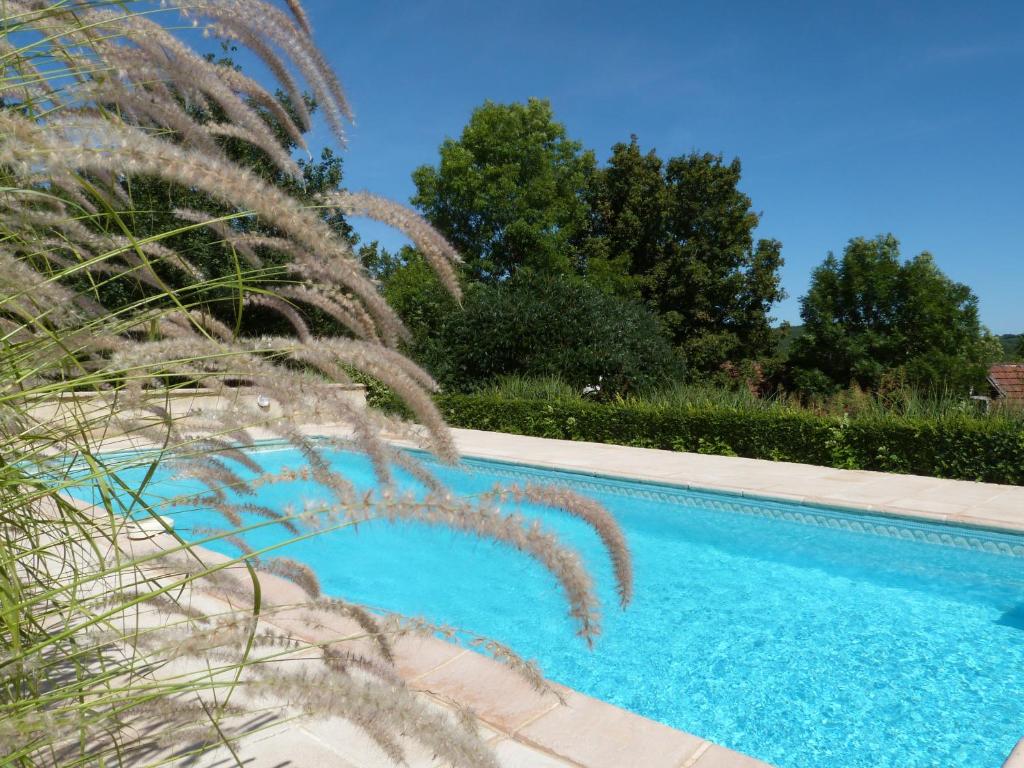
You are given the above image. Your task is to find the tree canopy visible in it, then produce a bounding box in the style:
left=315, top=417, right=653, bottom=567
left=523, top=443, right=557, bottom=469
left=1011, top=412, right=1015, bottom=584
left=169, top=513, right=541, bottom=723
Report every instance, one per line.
left=789, top=234, right=1000, bottom=394
left=411, top=98, right=596, bottom=282
left=404, top=100, right=1001, bottom=397
left=584, top=137, right=785, bottom=371
left=85, top=52, right=360, bottom=339
left=412, top=108, right=786, bottom=375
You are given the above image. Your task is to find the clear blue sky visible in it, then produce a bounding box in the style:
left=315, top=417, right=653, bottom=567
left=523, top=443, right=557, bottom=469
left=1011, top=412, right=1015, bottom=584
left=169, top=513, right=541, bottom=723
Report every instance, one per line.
left=290, top=0, right=1022, bottom=333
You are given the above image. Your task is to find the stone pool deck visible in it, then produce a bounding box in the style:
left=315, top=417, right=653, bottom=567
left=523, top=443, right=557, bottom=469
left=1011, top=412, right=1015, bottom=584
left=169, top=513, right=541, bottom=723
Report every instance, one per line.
left=100, top=426, right=1024, bottom=766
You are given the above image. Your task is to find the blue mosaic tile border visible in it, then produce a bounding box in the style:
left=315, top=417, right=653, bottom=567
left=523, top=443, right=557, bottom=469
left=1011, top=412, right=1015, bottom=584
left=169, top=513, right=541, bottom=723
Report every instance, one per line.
left=92, top=437, right=1024, bottom=560
left=450, top=455, right=1024, bottom=560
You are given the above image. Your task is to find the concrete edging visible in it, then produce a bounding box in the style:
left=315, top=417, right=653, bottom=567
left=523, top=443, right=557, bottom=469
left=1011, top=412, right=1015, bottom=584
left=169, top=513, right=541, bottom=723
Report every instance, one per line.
left=441, top=428, right=1024, bottom=535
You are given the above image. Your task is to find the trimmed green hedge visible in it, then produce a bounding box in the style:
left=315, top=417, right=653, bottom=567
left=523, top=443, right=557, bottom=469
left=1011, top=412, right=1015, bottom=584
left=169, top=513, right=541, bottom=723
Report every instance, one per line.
left=435, top=394, right=1024, bottom=486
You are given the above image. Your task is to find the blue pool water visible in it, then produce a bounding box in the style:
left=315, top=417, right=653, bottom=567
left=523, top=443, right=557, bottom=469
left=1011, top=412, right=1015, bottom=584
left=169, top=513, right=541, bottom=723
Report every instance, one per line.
left=97, top=445, right=1024, bottom=768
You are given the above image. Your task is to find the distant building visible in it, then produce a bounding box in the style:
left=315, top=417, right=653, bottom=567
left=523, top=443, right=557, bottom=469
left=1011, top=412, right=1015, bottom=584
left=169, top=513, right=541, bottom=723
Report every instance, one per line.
left=988, top=363, right=1024, bottom=406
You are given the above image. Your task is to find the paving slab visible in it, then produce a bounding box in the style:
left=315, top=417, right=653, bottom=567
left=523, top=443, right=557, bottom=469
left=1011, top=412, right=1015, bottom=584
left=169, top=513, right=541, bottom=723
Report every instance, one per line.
left=411, top=647, right=563, bottom=734
left=487, top=737, right=578, bottom=767
left=1004, top=738, right=1024, bottom=768
left=515, top=688, right=706, bottom=768
left=689, top=744, right=775, bottom=768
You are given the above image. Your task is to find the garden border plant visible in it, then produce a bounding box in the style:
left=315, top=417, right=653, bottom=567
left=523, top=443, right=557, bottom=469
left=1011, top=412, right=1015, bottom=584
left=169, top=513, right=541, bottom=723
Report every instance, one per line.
left=0, top=3, right=632, bottom=766
left=435, top=393, right=1024, bottom=486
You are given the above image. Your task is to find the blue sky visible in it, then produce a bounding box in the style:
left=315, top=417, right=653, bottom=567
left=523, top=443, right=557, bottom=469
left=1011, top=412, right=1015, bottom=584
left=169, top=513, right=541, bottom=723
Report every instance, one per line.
left=284, top=1, right=1021, bottom=332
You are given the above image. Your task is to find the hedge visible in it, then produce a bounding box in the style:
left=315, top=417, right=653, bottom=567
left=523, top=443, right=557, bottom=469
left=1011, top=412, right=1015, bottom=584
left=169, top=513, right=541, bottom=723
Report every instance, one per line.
left=434, top=394, right=1024, bottom=486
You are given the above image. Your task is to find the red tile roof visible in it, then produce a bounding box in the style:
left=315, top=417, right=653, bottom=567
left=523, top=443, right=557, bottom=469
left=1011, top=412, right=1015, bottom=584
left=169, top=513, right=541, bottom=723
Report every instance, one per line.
left=989, top=364, right=1024, bottom=402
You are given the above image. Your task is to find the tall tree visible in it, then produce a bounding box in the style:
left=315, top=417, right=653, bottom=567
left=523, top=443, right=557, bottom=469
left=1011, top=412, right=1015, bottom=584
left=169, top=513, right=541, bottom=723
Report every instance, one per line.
left=411, top=99, right=596, bottom=281
left=585, top=139, right=785, bottom=371
left=789, top=234, right=1000, bottom=393
left=580, top=135, right=666, bottom=296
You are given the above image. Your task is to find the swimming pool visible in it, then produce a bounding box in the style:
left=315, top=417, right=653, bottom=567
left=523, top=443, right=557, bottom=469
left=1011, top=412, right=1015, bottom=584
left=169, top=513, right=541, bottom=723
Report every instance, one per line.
left=101, top=444, right=1024, bottom=768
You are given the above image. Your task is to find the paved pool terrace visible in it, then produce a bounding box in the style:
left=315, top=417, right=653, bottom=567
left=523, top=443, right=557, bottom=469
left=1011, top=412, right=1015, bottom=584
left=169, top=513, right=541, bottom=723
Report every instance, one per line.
left=101, top=427, right=1024, bottom=767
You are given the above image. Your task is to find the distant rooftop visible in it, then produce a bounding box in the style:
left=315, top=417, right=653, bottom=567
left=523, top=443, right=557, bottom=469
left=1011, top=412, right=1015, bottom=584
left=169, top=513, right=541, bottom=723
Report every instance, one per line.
left=989, top=364, right=1024, bottom=402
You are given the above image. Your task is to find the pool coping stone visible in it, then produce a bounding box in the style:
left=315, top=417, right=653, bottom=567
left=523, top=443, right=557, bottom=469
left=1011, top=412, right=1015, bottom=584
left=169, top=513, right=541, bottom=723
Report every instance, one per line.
left=437, top=428, right=1024, bottom=536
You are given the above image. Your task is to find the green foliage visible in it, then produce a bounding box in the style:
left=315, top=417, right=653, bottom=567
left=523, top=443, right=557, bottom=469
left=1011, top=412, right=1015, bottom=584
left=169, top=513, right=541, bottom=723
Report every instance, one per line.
left=790, top=235, right=1000, bottom=395
left=91, top=54, right=356, bottom=339
left=437, top=393, right=1024, bottom=485
left=411, top=99, right=596, bottom=282
left=996, top=333, right=1024, bottom=360
left=412, top=272, right=685, bottom=396
left=358, top=239, right=403, bottom=281
left=380, top=246, right=459, bottom=355
left=633, top=381, right=781, bottom=410
left=472, top=374, right=582, bottom=401
left=584, top=138, right=786, bottom=370
left=412, top=114, right=787, bottom=374
left=579, top=135, right=666, bottom=297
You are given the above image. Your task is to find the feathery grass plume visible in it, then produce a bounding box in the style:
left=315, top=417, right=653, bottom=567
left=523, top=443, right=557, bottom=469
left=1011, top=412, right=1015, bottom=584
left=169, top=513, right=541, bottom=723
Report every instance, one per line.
left=181, top=0, right=353, bottom=143
left=372, top=492, right=602, bottom=642
left=314, top=597, right=395, bottom=663
left=182, top=438, right=266, bottom=474
left=202, top=19, right=313, bottom=131
left=468, top=636, right=552, bottom=695
left=213, top=501, right=301, bottom=535
left=213, top=61, right=309, bottom=151
left=323, top=190, right=463, bottom=300
left=172, top=208, right=265, bottom=268
left=0, top=113, right=409, bottom=344
left=385, top=613, right=564, bottom=696
left=320, top=645, right=402, bottom=685
left=508, top=483, right=634, bottom=607
left=258, top=556, right=321, bottom=598
left=86, top=8, right=305, bottom=178
left=282, top=0, right=313, bottom=37
left=249, top=665, right=500, bottom=768
left=244, top=294, right=312, bottom=341
left=1, top=2, right=631, bottom=764
left=276, top=283, right=381, bottom=341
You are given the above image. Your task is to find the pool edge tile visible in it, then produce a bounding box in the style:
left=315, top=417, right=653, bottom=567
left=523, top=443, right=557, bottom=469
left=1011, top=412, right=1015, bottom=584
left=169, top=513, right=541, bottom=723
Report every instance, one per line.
left=437, top=427, right=1024, bottom=536
left=410, top=646, right=564, bottom=735
left=514, top=688, right=707, bottom=768
left=1003, top=738, right=1024, bottom=768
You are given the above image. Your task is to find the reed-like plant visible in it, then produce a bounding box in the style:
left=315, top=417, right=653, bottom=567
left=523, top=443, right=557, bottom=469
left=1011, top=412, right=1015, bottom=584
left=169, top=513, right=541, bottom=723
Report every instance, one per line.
left=0, top=3, right=632, bottom=765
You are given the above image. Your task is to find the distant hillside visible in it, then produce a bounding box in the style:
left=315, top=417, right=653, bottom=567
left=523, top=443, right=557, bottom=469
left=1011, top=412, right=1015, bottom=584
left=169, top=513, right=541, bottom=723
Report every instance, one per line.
left=998, top=334, right=1022, bottom=360
left=777, top=324, right=805, bottom=357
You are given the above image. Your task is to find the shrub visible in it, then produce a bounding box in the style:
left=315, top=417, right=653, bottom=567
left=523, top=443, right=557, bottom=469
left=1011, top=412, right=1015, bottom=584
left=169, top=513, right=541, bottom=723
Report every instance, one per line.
left=381, top=248, right=461, bottom=366
left=472, top=374, right=583, bottom=401
left=437, top=394, right=1024, bottom=485
left=419, top=273, right=685, bottom=396
left=789, top=235, right=1001, bottom=395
